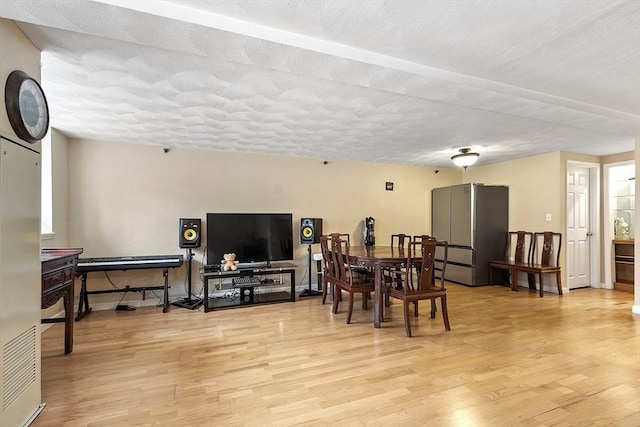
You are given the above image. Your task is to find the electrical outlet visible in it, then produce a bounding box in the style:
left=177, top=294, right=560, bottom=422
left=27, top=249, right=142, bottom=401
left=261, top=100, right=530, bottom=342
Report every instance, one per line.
left=545, top=213, right=552, bottom=221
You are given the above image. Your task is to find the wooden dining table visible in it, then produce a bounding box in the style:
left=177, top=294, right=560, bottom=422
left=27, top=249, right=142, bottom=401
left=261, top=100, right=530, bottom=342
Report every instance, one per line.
left=348, top=246, right=421, bottom=328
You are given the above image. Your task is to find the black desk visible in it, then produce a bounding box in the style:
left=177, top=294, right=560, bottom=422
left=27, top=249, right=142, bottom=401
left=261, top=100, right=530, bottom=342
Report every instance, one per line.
left=75, top=255, right=184, bottom=320
left=202, top=263, right=296, bottom=312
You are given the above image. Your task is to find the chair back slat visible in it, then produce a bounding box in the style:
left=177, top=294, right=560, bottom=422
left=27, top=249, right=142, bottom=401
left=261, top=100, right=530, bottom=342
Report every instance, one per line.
left=330, top=235, right=354, bottom=284
left=391, top=233, right=410, bottom=249
left=329, top=232, right=350, bottom=243
left=398, top=238, right=444, bottom=295
left=320, top=235, right=334, bottom=280
left=418, top=238, right=444, bottom=292
left=327, top=233, right=350, bottom=279
left=534, top=231, right=562, bottom=266
left=510, top=231, right=533, bottom=263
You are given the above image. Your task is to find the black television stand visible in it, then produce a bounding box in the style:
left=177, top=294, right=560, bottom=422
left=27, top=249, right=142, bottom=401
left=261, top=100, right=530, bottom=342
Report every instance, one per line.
left=172, top=248, right=203, bottom=310
left=202, top=262, right=296, bottom=312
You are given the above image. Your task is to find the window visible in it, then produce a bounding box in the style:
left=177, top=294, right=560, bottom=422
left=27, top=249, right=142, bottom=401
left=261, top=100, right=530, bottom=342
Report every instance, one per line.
left=41, top=131, right=53, bottom=236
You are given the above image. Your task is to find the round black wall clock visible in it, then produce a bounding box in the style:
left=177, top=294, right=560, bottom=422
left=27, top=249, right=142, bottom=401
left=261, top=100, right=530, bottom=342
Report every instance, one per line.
left=4, top=70, right=50, bottom=143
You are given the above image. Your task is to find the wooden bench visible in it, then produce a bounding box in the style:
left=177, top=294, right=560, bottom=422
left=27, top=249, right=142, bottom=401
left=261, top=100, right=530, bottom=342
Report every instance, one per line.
left=489, top=231, right=533, bottom=289
left=512, top=231, right=562, bottom=297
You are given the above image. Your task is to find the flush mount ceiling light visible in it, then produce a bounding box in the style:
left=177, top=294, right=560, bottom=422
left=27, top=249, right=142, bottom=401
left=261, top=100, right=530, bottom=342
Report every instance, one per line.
left=451, top=148, right=479, bottom=169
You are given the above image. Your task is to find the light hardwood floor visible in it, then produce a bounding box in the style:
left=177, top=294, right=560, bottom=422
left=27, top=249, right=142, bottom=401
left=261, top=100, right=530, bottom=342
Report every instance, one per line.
left=35, top=285, right=639, bottom=426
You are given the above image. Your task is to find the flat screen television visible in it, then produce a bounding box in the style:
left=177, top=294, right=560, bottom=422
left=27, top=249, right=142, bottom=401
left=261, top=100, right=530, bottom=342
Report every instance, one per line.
left=206, top=213, right=294, bottom=268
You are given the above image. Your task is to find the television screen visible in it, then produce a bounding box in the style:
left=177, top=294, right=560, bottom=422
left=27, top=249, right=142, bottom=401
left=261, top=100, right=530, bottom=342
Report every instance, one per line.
left=206, top=213, right=294, bottom=267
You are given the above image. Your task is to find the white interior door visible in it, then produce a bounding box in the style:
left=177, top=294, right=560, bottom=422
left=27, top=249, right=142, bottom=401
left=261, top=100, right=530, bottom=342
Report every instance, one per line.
left=567, top=165, right=591, bottom=289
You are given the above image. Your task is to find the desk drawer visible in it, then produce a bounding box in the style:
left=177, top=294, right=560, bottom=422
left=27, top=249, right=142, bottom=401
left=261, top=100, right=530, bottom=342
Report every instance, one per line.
left=42, top=268, right=72, bottom=292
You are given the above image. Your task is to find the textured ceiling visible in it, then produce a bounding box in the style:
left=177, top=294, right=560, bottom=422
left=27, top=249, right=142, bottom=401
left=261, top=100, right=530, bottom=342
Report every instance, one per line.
left=1, top=0, right=639, bottom=167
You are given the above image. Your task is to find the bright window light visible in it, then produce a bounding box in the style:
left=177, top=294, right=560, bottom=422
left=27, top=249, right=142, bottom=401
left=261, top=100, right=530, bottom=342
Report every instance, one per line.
left=41, top=131, right=53, bottom=235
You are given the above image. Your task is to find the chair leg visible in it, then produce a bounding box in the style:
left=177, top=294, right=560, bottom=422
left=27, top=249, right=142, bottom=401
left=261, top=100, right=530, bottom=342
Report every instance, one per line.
left=510, top=268, right=518, bottom=291
left=539, top=274, right=544, bottom=297
left=413, top=301, right=418, bottom=317
left=441, top=295, right=450, bottom=331
left=403, top=300, right=412, bottom=337
left=528, top=273, right=536, bottom=290
left=362, top=292, right=369, bottom=310
left=332, top=289, right=340, bottom=314
left=430, top=299, right=436, bottom=318
left=321, top=278, right=329, bottom=304
left=556, top=272, right=563, bottom=295
left=346, top=292, right=355, bottom=324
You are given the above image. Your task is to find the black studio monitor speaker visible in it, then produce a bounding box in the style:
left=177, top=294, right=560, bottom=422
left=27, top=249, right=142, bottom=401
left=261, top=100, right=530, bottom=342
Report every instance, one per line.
left=179, top=218, right=201, bottom=248
left=300, top=218, right=322, bottom=244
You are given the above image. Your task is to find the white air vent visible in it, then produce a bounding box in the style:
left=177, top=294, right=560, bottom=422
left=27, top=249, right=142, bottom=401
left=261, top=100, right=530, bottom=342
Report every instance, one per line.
left=2, top=326, right=37, bottom=411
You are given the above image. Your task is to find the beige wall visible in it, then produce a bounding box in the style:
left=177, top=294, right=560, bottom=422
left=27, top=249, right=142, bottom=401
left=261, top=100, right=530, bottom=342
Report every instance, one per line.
left=67, top=138, right=461, bottom=303
left=601, top=151, right=634, bottom=164
left=463, top=152, right=564, bottom=231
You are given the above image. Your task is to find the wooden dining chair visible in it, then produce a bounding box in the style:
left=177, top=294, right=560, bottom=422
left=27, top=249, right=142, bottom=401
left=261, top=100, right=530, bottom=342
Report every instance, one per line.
left=513, top=231, right=562, bottom=297
left=319, top=235, right=336, bottom=305
left=488, top=231, right=533, bottom=290
left=389, top=233, right=411, bottom=285
left=330, top=235, right=375, bottom=324
left=384, top=238, right=450, bottom=337
left=319, top=233, right=355, bottom=304
left=331, top=232, right=371, bottom=279
left=320, top=233, right=367, bottom=304
left=391, top=233, right=410, bottom=249
left=411, top=234, right=435, bottom=290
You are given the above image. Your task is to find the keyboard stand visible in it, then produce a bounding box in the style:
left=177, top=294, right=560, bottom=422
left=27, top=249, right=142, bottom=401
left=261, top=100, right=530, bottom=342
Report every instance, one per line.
left=74, top=254, right=183, bottom=321
left=76, top=270, right=169, bottom=321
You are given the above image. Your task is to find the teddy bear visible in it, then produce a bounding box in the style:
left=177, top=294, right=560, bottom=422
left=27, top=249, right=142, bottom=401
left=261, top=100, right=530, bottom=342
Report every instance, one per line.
left=221, top=253, right=239, bottom=271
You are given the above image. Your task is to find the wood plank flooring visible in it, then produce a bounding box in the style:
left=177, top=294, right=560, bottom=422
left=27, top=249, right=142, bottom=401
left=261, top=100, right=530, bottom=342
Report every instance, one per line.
left=34, top=285, right=640, bottom=426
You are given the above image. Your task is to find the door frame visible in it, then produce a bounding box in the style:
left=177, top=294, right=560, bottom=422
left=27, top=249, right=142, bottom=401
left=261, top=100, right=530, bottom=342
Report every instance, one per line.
left=602, top=160, right=634, bottom=289
left=566, top=160, right=600, bottom=290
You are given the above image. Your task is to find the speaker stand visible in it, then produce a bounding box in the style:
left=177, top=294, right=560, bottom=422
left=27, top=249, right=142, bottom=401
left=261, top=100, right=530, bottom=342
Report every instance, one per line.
left=299, top=244, right=322, bottom=297
left=172, top=248, right=203, bottom=309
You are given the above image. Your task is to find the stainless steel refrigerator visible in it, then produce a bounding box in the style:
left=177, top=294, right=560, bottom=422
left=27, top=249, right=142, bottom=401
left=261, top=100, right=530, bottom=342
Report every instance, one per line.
left=432, top=183, right=508, bottom=286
